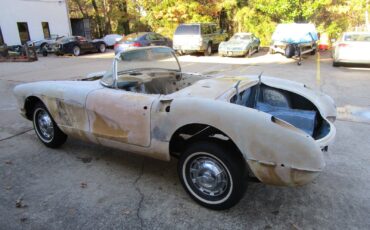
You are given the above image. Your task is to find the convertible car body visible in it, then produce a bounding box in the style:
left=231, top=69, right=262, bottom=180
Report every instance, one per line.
left=14, top=46, right=336, bottom=210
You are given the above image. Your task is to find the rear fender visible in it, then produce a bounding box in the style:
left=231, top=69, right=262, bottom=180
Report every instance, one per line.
left=154, top=98, right=325, bottom=185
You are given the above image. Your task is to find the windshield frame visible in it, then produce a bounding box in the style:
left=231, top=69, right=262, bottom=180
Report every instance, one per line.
left=230, top=34, right=251, bottom=41
left=100, top=47, right=182, bottom=89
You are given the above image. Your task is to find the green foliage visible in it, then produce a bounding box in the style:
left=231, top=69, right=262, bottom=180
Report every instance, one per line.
left=68, top=0, right=370, bottom=43
left=235, top=6, right=276, bottom=45
left=138, top=0, right=219, bottom=38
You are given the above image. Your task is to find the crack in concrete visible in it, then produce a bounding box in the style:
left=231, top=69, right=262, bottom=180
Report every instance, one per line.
left=134, top=160, right=145, bottom=229
left=0, top=129, right=33, bottom=142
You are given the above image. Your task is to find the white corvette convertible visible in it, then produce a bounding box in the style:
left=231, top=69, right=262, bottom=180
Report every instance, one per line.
left=14, top=46, right=336, bottom=209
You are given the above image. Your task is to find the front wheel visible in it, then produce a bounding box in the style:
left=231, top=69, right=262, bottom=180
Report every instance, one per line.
left=178, top=141, right=247, bottom=210
left=245, top=48, right=252, bottom=58
left=33, top=102, right=67, bottom=148
left=204, top=43, right=212, bottom=56
left=98, top=43, right=106, bottom=53
left=285, top=45, right=295, bottom=58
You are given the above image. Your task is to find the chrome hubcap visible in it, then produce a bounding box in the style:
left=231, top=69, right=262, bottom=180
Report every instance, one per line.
left=100, top=44, right=105, bottom=52
left=74, top=47, right=80, bottom=55
left=189, top=156, right=228, bottom=196
left=36, top=110, right=54, bottom=140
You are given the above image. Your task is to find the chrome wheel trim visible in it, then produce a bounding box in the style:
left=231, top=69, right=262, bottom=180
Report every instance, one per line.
left=189, top=156, right=228, bottom=196
left=33, top=108, right=54, bottom=143
left=183, top=152, right=233, bottom=205
left=99, top=44, right=106, bottom=52
left=73, top=46, right=80, bottom=56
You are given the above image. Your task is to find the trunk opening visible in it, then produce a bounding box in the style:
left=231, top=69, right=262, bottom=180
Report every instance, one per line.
left=231, top=83, right=330, bottom=140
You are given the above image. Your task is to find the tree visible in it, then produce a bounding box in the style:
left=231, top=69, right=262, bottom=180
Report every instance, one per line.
left=67, top=0, right=369, bottom=42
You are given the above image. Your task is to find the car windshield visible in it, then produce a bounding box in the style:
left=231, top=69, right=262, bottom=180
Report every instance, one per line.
left=100, top=47, right=180, bottom=87
left=231, top=34, right=251, bottom=41
left=49, top=34, right=59, bottom=39
left=175, top=25, right=200, bottom=35
left=118, top=47, right=179, bottom=72
left=344, top=33, right=370, bottom=42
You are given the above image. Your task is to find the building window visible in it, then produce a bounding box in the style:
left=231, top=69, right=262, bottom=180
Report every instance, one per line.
left=42, top=22, right=50, bottom=39
left=17, top=22, right=30, bottom=44
left=0, top=27, right=4, bottom=45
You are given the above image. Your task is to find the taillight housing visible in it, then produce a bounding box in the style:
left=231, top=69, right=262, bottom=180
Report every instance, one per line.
left=338, top=43, right=349, bottom=48
left=131, top=42, right=141, bottom=47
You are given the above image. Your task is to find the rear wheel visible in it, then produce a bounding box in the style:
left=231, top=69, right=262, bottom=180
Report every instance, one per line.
left=178, top=141, right=247, bottom=210
left=73, top=46, right=80, bottom=56
left=204, top=43, right=212, bottom=56
left=32, top=102, right=67, bottom=148
left=285, top=45, right=295, bottom=58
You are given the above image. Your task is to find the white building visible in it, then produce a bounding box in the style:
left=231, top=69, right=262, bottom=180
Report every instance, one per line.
left=0, top=0, right=71, bottom=46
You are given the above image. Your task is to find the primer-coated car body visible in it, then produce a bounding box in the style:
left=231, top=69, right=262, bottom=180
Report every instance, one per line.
left=14, top=47, right=336, bottom=198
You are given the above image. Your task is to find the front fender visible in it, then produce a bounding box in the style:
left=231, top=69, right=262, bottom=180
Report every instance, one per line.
left=156, top=98, right=325, bottom=186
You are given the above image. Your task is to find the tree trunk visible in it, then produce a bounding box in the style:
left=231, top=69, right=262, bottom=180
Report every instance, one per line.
left=102, top=0, right=112, bottom=34
left=91, top=0, right=103, bottom=37
left=73, top=0, right=88, bottom=18
left=118, top=0, right=130, bottom=34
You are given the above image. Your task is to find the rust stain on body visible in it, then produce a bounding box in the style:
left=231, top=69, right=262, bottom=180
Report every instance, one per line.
left=92, top=112, right=129, bottom=142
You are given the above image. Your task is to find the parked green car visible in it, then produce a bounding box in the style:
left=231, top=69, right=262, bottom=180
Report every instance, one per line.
left=219, top=33, right=260, bottom=57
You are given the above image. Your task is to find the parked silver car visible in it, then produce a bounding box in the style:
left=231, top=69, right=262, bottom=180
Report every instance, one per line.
left=332, top=32, right=370, bottom=66
left=173, top=23, right=228, bottom=56
left=27, top=34, right=64, bottom=53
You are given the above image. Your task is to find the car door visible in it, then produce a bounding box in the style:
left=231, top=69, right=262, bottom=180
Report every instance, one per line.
left=155, top=33, right=171, bottom=47
left=146, top=33, right=162, bottom=46
left=211, top=24, right=221, bottom=45
left=201, top=24, right=211, bottom=46
left=251, top=35, right=257, bottom=50
left=76, top=36, right=90, bottom=51
left=85, top=88, right=159, bottom=147
left=145, top=33, right=157, bottom=46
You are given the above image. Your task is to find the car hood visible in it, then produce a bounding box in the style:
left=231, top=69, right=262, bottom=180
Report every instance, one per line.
left=223, top=40, right=250, bottom=47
